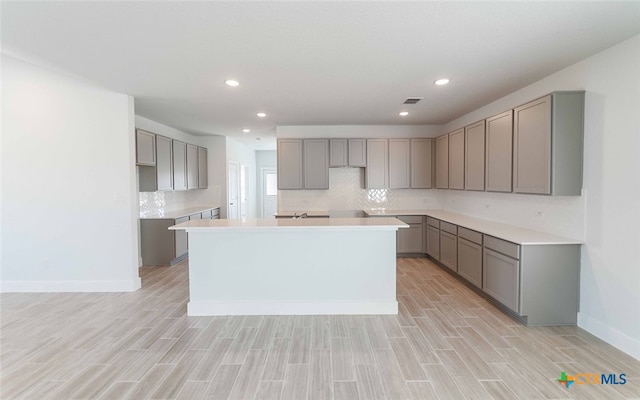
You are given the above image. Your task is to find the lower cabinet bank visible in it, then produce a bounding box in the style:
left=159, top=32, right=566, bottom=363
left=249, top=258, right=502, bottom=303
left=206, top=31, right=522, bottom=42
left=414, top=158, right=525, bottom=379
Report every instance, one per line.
left=423, top=214, right=580, bottom=326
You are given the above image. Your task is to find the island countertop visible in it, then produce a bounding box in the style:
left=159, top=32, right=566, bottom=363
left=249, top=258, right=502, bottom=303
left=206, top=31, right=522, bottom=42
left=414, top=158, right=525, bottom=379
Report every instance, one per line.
left=170, top=217, right=407, bottom=231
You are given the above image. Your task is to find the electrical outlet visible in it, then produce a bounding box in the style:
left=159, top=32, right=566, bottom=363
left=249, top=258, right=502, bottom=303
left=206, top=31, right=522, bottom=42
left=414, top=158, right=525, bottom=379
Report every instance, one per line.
left=536, top=211, right=544, bottom=217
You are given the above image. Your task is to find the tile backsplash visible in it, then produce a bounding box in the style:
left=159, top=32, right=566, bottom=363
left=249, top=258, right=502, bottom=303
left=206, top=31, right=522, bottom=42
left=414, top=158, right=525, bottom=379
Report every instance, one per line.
left=278, top=168, right=443, bottom=211
left=138, top=186, right=221, bottom=214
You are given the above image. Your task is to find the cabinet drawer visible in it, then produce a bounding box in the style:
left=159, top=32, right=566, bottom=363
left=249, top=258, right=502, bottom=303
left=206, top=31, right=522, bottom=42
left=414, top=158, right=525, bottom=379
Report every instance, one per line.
left=427, top=217, right=440, bottom=228
left=189, top=213, right=202, bottom=221
left=211, top=208, right=220, bottom=218
left=397, top=215, right=423, bottom=224
left=441, top=221, right=457, bottom=235
left=458, top=227, right=483, bottom=245
left=484, top=235, right=520, bottom=259
left=201, top=210, right=212, bottom=219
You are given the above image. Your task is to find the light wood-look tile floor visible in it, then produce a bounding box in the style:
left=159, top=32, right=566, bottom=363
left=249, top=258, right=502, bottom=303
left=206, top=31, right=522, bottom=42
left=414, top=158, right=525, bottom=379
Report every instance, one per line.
left=1, top=257, right=639, bottom=400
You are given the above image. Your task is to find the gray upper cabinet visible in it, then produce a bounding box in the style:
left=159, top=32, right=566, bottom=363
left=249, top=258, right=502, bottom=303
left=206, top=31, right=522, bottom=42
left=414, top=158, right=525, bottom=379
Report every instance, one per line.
left=186, top=143, right=199, bottom=190
left=410, top=138, right=433, bottom=189
left=156, top=135, right=173, bottom=191
left=366, top=139, right=389, bottom=189
left=173, top=140, right=188, bottom=191
left=485, top=110, right=513, bottom=192
left=198, top=147, right=208, bottom=189
left=303, top=139, right=329, bottom=189
left=277, top=139, right=304, bottom=190
left=136, top=129, right=156, bottom=166
left=448, top=129, right=465, bottom=190
left=435, top=134, right=449, bottom=189
left=329, top=139, right=348, bottom=167
left=348, top=139, right=366, bottom=167
left=464, top=121, right=485, bottom=191
left=513, top=92, right=584, bottom=195
left=389, top=139, right=411, bottom=189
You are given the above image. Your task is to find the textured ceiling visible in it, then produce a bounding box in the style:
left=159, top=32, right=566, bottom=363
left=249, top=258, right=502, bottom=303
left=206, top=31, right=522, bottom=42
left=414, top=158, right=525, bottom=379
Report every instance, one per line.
left=3, top=1, right=640, bottom=149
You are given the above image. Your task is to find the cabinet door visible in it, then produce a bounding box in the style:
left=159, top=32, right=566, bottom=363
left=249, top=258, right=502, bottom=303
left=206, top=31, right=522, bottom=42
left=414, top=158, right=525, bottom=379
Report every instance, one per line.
left=175, top=216, right=188, bottom=257
left=303, top=139, right=329, bottom=189
left=485, top=111, right=513, bottom=192
left=426, top=225, right=440, bottom=260
left=366, top=139, right=389, bottom=189
left=156, top=135, right=173, bottom=191
left=448, top=129, right=465, bottom=190
left=410, top=138, right=433, bottom=189
left=483, top=248, right=520, bottom=312
left=465, top=121, right=485, bottom=191
left=435, top=135, right=449, bottom=189
left=397, top=216, right=423, bottom=253
left=348, top=139, right=366, bottom=167
left=277, top=139, right=304, bottom=189
left=186, top=143, right=199, bottom=190
left=172, top=140, right=188, bottom=191
left=513, top=95, right=551, bottom=194
left=198, top=147, right=208, bottom=189
left=136, top=129, right=156, bottom=166
left=330, top=139, right=348, bottom=167
left=389, top=139, right=410, bottom=189
left=440, top=230, right=458, bottom=272
left=458, top=237, right=482, bottom=288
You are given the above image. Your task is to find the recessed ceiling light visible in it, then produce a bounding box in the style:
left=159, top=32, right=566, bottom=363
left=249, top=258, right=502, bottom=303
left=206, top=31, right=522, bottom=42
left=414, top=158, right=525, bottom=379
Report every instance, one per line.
left=399, top=111, right=409, bottom=116
left=434, top=78, right=450, bottom=86
left=256, top=112, right=267, bottom=118
left=242, top=128, right=251, bottom=133
left=225, top=79, right=240, bottom=87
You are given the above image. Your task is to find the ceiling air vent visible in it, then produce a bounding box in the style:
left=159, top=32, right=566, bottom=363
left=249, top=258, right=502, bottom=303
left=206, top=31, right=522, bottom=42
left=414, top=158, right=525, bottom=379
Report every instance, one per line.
left=403, top=97, right=423, bottom=104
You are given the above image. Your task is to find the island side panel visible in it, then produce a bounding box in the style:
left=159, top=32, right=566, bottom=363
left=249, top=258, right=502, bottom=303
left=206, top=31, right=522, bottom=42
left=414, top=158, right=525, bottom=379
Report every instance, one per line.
left=187, top=229, right=398, bottom=316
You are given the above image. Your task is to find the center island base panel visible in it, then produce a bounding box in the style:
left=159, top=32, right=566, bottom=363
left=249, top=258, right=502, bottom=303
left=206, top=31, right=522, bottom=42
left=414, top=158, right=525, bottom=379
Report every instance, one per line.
left=187, top=229, right=398, bottom=316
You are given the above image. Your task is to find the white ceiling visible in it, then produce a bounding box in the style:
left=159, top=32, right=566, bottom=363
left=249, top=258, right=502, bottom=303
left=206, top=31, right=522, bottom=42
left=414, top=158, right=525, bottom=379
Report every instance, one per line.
left=3, top=1, right=640, bottom=150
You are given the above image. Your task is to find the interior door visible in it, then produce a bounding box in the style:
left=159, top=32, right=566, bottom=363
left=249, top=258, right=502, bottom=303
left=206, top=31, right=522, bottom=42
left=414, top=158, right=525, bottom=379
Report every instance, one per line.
left=228, top=161, right=239, bottom=219
left=262, top=168, right=277, bottom=218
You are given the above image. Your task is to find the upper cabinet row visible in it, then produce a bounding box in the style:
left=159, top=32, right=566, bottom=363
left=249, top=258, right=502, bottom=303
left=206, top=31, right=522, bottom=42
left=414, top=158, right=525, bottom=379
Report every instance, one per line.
left=136, top=129, right=208, bottom=192
left=435, top=91, right=584, bottom=196
left=366, top=138, right=433, bottom=189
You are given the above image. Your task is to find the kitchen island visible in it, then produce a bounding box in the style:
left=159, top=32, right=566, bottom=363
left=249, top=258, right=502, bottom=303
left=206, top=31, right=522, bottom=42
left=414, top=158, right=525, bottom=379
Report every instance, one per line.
left=170, top=217, right=407, bottom=316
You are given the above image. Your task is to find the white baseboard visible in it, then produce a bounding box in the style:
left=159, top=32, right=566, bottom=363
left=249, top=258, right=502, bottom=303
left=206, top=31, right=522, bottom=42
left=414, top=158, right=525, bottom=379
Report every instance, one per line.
left=0, top=278, right=142, bottom=293
left=578, top=312, right=640, bottom=361
left=188, top=301, right=398, bottom=316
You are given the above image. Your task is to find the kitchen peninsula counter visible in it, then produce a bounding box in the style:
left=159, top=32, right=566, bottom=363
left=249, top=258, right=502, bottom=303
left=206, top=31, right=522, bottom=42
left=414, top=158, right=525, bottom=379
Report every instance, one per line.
left=171, top=217, right=407, bottom=316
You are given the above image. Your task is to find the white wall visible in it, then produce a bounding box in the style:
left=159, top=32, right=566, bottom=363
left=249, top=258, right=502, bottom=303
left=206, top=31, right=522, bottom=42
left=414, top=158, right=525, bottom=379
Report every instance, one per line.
left=226, top=137, right=257, bottom=219
left=443, top=35, right=640, bottom=359
left=135, top=116, right=225, bottom=216
left=1, top=55, right=140, bottom=292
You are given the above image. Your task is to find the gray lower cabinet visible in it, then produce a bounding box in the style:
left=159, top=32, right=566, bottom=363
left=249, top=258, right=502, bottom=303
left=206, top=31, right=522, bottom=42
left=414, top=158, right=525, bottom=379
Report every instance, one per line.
left=485, top=110, right=513, bottom=192
left=464, top=120, right=485, bottom=191
left=277, top=139, right=304, bottom=189
left=448, top=128, right=465, bottom=190
left=140, top=217, right=188, bottom=266
left=513, top=92, right=584, bottom=195
left=366, top=139, right=389, bottom=189
left=410, top=138, right=433, bottom=189
left=303, top=139, right=329, bottom=189
left=174, top=216, right=188, bottom=261
left=186, top=144, right=198, bottom=190
left=389, top=139, right=411, bottom=189
left=440, top=230, right=458, bottom=272
left=435, top=135, right=449, bottom=189
left=483, top=247, right=520, bottom=313
left=198, top=147, right=208, bottom=189
left=136, top=129, right=156, bottom=166
left=426, top=223, right=440, bottom=260
left=458, top=237, right=483, bottom=288
left=396, top=216, right=423, bottom=254
left=173, top=140, right=188, bottom=191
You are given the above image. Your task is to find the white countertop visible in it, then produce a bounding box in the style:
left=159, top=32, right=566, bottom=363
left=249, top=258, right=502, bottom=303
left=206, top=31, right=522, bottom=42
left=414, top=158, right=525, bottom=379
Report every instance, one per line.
left=140, top=205, right=220, bottom=220
left=170, top=217, right=408, bottom=231
left=273, top=211, right=331, bottom=217
left=364, top=209, right=582, bottom=245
